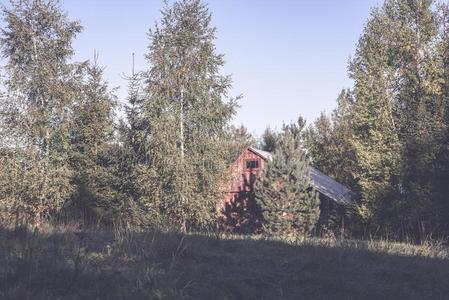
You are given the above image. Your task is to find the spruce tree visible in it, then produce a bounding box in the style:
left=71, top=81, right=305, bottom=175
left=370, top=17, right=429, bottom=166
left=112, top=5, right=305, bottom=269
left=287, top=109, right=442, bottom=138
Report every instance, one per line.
left=68, top=53, right=118, bottom=224
left=330, top=90, right=357, bottom=188
left=121, top=60, right=163, bottom=227
left=305, top=90, right=356, bottom=188
left=255, top=119, right=320, bottom=238
left=0, top=0, right=83, bottom=226
left=260, top=127, right=280, bottom=153
left=304, top=112, right=334, bottom=174
left=225, top=125, right=256, bottom=163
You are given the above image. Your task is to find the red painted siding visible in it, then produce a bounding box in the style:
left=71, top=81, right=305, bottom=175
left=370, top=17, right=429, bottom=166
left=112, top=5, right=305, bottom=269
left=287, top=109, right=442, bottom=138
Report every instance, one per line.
left=226, top=149, right=265, bottom=196
left=218, top=148, right=267, bottom=233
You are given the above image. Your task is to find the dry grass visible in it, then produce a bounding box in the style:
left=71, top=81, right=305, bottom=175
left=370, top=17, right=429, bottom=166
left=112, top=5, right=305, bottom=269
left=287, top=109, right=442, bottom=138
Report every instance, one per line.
left=0, top=224, right=448, bottom=299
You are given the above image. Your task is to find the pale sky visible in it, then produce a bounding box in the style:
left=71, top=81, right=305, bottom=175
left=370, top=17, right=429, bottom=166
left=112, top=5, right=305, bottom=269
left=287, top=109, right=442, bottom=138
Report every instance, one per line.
left=62, top=0, right=382, bottom=135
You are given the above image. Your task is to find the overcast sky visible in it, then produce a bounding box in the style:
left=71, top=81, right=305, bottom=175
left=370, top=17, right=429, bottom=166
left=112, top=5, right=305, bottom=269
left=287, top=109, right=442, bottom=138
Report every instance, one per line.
left=62, top=0, right=382, bottom=135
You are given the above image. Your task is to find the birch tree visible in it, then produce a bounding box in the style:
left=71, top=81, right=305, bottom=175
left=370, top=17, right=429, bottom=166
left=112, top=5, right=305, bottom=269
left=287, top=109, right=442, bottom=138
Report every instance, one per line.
left=0, top=0, right=83, bottom=226
left=134, top=0, right=238, bottom=230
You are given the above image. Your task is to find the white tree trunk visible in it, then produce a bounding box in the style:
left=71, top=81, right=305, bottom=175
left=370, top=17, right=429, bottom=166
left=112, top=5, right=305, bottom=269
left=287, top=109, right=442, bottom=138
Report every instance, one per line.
left=180, top=85, right=185, bottom=159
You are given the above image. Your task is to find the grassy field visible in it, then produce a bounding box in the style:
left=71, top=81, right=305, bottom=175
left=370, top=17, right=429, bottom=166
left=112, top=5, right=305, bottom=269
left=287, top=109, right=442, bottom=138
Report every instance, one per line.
left=0, top=225, right=448, bottom=300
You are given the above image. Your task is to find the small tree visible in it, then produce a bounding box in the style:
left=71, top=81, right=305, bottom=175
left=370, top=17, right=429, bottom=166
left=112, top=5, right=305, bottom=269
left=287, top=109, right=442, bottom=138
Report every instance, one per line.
left=68, top=53, right=118, bottom=224
left=255, top=119, right=320, bottom=238
left=259, top=127, right=280, bottom=153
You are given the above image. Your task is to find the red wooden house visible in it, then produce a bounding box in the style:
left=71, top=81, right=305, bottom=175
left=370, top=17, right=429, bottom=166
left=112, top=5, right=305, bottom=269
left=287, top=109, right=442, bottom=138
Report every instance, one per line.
left=218, top=147, right=354, bottom=233
left=227, top=147, right=269, bottom=196
left=218, top=147, right=273, bottom=233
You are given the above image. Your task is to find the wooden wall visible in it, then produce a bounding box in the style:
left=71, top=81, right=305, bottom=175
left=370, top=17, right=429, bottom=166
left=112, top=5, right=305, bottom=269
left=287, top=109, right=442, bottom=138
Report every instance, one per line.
left=218, top=148, right=267, bottom=233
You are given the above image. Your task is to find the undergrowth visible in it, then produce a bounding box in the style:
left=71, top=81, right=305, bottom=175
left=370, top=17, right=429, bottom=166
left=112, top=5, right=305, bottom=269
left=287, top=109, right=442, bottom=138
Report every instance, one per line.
left=0, top=224, right=448, bottom=299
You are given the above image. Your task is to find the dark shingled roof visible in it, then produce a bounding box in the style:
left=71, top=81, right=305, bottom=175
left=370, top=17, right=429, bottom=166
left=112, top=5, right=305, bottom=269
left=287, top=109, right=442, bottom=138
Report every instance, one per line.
left=250, top=147, right=354, bottom=206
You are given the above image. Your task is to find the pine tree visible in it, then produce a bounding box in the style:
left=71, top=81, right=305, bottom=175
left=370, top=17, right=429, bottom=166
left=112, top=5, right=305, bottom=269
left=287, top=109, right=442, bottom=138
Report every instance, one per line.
left=330, top=90, right=357, bottom=187
left=259, top=127, right=280, bottom=153
left=0, top=0, right=83, bottom=226
left=255, top=119, right=320, bottom=238
left=134, top=0, right=238, bottom=230
left=305, top=90, right=356, bottom=188
left=225, top=125, right=256, bottom=163
left=304, top=112, right=333, bottom=174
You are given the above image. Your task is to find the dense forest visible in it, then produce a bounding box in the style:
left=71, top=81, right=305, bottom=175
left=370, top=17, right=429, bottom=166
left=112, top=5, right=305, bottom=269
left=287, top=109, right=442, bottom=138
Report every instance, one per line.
left=0, top=0, right=449, bottom=243
left=304, top=0, right=449, bottom=240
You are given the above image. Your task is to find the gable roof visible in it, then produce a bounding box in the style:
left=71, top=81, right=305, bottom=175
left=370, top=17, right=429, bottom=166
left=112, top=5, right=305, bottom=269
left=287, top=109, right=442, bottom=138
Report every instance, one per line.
left=309, top=167, right=354, bottom=206
left=248, top=147, right=272, bottom=160
left=249, top=147, right=354, bottom=206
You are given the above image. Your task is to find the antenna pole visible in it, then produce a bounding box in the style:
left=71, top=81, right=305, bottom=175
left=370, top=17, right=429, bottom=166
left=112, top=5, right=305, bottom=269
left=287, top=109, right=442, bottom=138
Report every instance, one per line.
left=132, top=52, right=135, bottom=76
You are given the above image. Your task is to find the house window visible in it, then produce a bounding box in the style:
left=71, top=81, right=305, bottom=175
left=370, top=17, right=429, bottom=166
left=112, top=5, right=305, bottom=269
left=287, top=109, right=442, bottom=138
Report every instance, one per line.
left=246, top=160, right=259, bottom=169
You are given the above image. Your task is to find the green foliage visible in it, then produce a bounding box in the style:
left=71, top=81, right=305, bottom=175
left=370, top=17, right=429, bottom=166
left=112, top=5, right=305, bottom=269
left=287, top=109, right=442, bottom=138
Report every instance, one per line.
left=0, top=149, right=36, bottom=224
left=225, top=125, right=256, bottom=163
left=256, top=119, right=320, bottom=238
left=259, top=126, right=280, bottom=153
left=1, top=0, right=449, bottom=241
left=0, top=0, right=82, bottom=225
left=436, top=4, right=449, bottom=234
left=348, top=9, right=402, bottom=225
left=348, top=0, right=449, bottom=236
left=305, top=0, right=449, bottom=238
left=126, top=0, right=238, bottom=230
left=68, top=54, right=126, bottom=225
left=305, top=89, right=356, bottom=188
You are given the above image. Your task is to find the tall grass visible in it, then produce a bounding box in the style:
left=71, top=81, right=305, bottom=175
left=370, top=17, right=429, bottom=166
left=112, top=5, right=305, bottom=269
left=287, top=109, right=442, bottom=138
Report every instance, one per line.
left=0, top=223, right=448, bottom=299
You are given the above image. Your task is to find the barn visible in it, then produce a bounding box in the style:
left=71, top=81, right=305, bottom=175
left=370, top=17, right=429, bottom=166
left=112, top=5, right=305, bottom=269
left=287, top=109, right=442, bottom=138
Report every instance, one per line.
left=219, top=147, right=355, bottom=233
